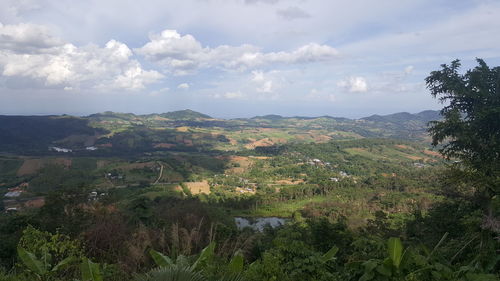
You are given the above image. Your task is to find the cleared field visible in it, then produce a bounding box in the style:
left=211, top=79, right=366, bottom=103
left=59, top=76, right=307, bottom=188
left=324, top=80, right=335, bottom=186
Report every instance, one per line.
left=423, top=149, right=443, bottom=158
left=223, top=156, right=254, bottom=174
left=184, top=180, right=210, bottom=195
left=344, top=145, right=439, bottom=163
left=344, top=148, right=388, bottom=160
left=120, top=162, right=156, bottom=171
left=17, top=159, right=43, bottom=176
left=17, top=158, right=72, bottom=176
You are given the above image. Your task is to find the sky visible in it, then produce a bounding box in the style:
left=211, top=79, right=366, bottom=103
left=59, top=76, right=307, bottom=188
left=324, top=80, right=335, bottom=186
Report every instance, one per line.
left=1, top=0, right=499, bottom=118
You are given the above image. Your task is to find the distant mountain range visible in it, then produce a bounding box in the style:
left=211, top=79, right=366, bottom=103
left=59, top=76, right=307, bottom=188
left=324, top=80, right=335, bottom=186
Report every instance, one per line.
left=0, top=109, right=441, bottom=154
left=85, top=109, right=440, bottom=123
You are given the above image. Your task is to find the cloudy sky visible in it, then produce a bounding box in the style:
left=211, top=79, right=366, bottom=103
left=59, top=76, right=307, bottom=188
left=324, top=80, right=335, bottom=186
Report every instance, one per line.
left=1, top=0, right=499, bottom=118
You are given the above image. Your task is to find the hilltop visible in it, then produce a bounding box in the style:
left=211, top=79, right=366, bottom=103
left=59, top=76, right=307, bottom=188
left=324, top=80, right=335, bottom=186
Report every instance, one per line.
left=0, top=110, right=440, bottom=154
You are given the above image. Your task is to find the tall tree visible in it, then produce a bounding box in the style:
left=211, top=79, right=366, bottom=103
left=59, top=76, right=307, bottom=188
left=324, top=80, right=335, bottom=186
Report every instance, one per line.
left=425, top=59, right=500, bottom=198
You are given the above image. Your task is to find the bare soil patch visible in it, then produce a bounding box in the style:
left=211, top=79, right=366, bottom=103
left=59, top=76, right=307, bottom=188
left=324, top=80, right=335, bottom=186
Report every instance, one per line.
left=153, top=143, right=176, bottom=148
left=176, top=126, right=190, bottom=132
left=395, top=144, right=412, bottom=150
left=184, top=181, right=210, bottom=195
left=17, top=159, right=43, bottom=176
left=423, top=149, right=442, bottom=158
left=275, top=179, right=305, bottom=185
left=244, top=138, right=275, bottom=149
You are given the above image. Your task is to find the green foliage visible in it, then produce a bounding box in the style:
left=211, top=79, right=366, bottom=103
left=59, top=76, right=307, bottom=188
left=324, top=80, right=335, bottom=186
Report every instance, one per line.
left=147, top=243, right=247, bottom=281
left=387, top=237, right=403, bottom=269
left=81, top=257, right=103, bottom=281
left=18, top=225, right=83, bottom=266
left=149, top=249, right=174, bottom=267
left=15, top=226, right=84, bottom=280
left=17, top=246, right=47, bottom=276
left=136, top=265, right=207, bottom=281
left=426, top=59, right=500, bottom=197
left=320, top=246, right=339, bottom=263
left=356, top=236, right=500, bottom=281
left=227, top=250, right=244, bottom=273
left=0, top=89, right=498, bottom=281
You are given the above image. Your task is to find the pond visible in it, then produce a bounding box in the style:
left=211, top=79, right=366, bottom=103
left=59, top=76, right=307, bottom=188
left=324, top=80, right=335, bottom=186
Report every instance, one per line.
left=234, top=217, right=287, bottom=231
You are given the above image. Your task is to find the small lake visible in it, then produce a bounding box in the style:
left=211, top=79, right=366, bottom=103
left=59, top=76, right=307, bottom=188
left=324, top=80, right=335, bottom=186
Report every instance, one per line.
left=234, top=217, right=287, bottom=231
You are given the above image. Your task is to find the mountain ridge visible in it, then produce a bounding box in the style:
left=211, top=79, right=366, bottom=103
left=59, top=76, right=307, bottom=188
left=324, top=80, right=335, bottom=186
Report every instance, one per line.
left=80, top=109, right=440, bottom=121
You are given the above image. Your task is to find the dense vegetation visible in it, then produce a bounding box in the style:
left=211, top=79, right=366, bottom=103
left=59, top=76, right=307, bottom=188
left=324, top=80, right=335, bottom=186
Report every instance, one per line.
left=0, top=60, right=498, bottom=280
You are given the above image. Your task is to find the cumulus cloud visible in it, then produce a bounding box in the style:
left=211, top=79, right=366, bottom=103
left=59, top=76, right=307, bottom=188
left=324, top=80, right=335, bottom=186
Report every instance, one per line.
left=0, top=23, right=162, bottom=90
left=177, top=82, right=189, bottom=89
left=276, top=6, right=311, bottom=20
left=0, top=22, right=62, bottom=53
left=337, top=76, right=368, bottom=93
left=251, top=70, right=275, bottom=93
left=136, top=29, right=339, bottom=74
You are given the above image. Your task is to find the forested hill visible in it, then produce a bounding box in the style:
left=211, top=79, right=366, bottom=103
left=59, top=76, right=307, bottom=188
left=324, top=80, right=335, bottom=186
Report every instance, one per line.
left=0, top=110, right=440, bottom=153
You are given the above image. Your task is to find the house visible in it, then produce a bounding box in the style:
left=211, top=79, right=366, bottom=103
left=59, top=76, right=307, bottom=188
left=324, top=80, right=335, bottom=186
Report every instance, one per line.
left=4, top=191, right=22, bottom=198
left=89, top=191, right=98, bottom=201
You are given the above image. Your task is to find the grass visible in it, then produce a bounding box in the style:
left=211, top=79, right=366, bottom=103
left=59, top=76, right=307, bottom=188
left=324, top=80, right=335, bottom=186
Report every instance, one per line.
left=0, top=159, right=23, bottom=176
left=227, top=196, right=327, bottom=217
left=140, top=184, right=180, bottom=200
left=344, top=145, right=435, bottom=162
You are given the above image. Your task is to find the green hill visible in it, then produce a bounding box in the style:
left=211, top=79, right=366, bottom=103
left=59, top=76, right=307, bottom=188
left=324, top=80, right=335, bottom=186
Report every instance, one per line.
left=159, top=109, right=212, bottom=120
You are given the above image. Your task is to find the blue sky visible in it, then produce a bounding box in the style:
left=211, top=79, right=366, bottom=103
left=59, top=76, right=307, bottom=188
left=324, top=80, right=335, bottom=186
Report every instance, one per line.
left=1, top=0, right=499, bottom=118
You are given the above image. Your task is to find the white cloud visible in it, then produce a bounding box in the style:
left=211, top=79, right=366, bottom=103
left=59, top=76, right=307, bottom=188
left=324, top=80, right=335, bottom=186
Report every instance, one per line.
left=337, top=76, right=368, bottom=93
left=177, top=82, right=189, bottom=89
left=109, top=62, right=164, bottom=90
left=136, top=29, right=339, bottom=74
left=251, top=70, right=265, bottom=82
left=251, top=70, right=275, bottom=93
left=257, top=80, right=273, bottom=93
left=0, top=23, right=163, bottom=90
left=0, top=22, right=62, bottom=53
